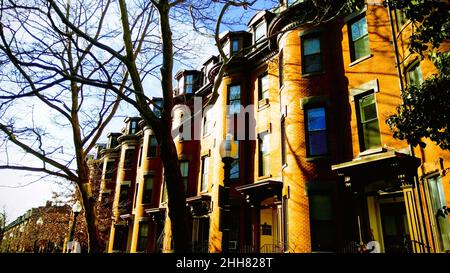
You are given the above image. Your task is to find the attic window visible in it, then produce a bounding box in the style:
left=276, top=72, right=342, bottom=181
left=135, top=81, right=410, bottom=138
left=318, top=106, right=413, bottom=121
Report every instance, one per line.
left=254, top=22, right=266, bottom=44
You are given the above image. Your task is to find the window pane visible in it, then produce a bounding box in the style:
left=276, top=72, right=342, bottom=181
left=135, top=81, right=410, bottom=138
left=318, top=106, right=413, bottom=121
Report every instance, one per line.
left=201, top=157, right=209, bottom=192
left=309, top=130, right=328, bottom=156
left=351, top=17, right=368, bottom=41
left=147, top=136, right=157, bottom=157
left=362, top=120, right=381, bottom=149
left=230, top=141, right=239, bottom=179
left=303, top=54, right=322, bottom=74
left=359, top=94, right=377, bottom=122
left=180, top=162, right=189, bottom=177
left=232, top=39, right=239, bottom=54
left=303, top=37, right=320, bottom=55
left=307, top=108, right=326, bottom=131
left=407, top=64, right=422, bottom=86
left=255, top=23, right=266, bottom=42
left=229, top=101, right=241, bottom=115
left=184, top=75, right=194, bottom=94
left=354, top=35, right=370, bottom=60
left=229, top=85, right=240, bottom=100
left=261, top=75, right=269, bottom=95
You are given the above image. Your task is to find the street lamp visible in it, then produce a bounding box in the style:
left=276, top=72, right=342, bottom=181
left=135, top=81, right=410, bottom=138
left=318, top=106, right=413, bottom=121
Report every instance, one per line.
left=35, top=217, right=43, bottom=253
left=67, top=201, right=82, bottom=253
left=219, top=133, right=237, bottom=253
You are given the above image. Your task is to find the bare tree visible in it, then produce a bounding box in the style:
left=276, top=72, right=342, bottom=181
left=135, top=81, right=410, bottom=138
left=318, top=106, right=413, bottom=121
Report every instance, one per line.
left=0, top=0, right=360, bottom=253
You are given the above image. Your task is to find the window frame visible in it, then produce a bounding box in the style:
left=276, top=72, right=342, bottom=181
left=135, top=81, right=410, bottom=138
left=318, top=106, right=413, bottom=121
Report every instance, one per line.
left=180, top=161, right=189, bottom=194
left=258, top=131, right=270, bottom=177
left=254, top=21, right=266, bottom=44
left=147, top=135, right=158, bottom=158
left=258, top=72, right=269, bottom=102
left=227, top=84, right=241, bottom=115
left=200, top=156, right=209, bottom=193
left=123, top=149, right=135, bottom=169
left=301, top=35, right=323, bottom=75
left=104, top=160, right=115, bottom=180
left=142, top=175, right=154, bottom=204
left=348, top=14, right=371, bottom=62
left=304, top=106, right=329, bottom=158
left=231, top=38, right=240, bottom=56
left=405, top=60, right=423, bottom=87
left=136, top=221, right=149, bottom=252
left=184, top=74, right=194, bottom=94
left=355, top=91, right=381, bottom=152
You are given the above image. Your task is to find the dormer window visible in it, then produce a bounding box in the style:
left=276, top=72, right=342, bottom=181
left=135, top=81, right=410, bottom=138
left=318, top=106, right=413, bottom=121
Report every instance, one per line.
left=152, top=99, right=162, bottom=117
left=254, top=22, right=266, bottom=44
left=231, top=39, right=240, bottom=56
left=176, top=72, right=198, bottom=95
left=107, top=134, right=119, bottom=149
left=129, top=120, right=138, bottom=134
left=185, top=74, right=194, bottom=94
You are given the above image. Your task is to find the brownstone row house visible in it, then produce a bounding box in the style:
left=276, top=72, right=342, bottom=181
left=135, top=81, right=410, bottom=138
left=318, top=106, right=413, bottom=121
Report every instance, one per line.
left=0, top=201, right=87, bottom=253
left=90, top=0, right=450, bottom=253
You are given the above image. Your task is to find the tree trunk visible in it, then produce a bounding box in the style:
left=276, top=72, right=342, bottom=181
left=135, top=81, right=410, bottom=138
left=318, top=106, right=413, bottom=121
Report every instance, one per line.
left=158, top=123, right=190, bottom=253
left=78, top=179, right=102, bottom=253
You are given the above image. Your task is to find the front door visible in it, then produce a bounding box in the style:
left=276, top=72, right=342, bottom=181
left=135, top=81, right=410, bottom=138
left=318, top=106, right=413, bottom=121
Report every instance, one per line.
left=379, top=202, right=410, bottom=253
left=259, top=206, right=280, bottom=253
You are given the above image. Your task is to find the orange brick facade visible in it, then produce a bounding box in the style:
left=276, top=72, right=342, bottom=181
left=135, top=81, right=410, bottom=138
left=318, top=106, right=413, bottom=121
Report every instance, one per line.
left=89, top=1, right=450, bottom=253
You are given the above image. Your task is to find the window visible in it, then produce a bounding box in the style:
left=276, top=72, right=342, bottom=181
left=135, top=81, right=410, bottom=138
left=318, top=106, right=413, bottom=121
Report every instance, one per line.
left=180, top=161, right=189, bottom=194
left=142, top=175, right=154, bottom=204
left=118, top=184, right=129, bottom=204
left=302, top=36, right=322, bottom=74
left=192, top=217, right=210, bottom=253
left=230, top=141, right=239, bottom=179
left=349, top=15, right=370, bottom=62
left=305, top=107, right=328, bottom=157
left=147, top=135, right=158, bottom=158
left=124, top=149, right=134, bottom=169
left=426, top=175, right=450, bottom=250
left=406, top=62, right=422, bottom=87
left=133, top=183, right=139, bottom=208
left=254, top=22, right=266, bottom=43
left=200, top=156, right=209, bottom=192
left=279, top=50, right=284, bottom=87
left=152, top=99, right=162, bottom=118
left=185, top=74, right=194, bottom=94
left=105, top=161, right=115, bottom=179
left=129, top=120, right=138, bottom=134
left=281, top=117, right=287, bottom=165
left=112, top=225, right=128, bottom=252
left=356, top=92, right=381, bottom=151
left=395, top=9, right=407, bottom=31
left=203, top=109, right=212, bottom=136
left=227, top=84, right=241, bottom=115
left=107, top=135, right=118, bottom=149
left=309, top=191, right=335, bottom=251
left=138, top=147, right=143, bottom=167
left=258, top=73, right=269, bottom=101
left=137, top=222, right=149, bottom=252
left=258, top=132, right=270, bottom=177
left=232, top=39, right=240, bottom=55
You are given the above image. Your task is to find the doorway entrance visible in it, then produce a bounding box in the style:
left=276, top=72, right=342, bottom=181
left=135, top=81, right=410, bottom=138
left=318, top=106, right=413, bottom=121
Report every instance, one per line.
left=379, top=201, right=410, bottom=253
